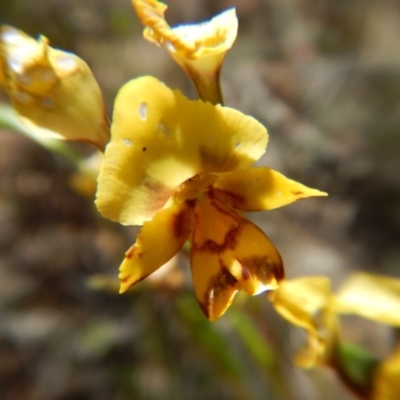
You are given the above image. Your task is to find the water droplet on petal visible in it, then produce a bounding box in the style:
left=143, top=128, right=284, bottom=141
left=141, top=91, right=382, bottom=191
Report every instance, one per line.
left=123, top=139, right=131, bottom=147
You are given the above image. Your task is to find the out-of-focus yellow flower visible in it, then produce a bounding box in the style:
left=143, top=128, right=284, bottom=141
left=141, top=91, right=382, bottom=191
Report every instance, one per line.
left=69, top=152, right=104, bottom=198
left=132, top=0, right=238, bottom=105
left=0, top=26, right=110, bottom=150
left=335, top=272, right=400, bottom=327
left=270, top=273, right=400, bottom=368
left=95, top=75, right=326, bottom=320
left=269, top=276, right=338, bottom=367
left=373, top=343, right=400, bottom=400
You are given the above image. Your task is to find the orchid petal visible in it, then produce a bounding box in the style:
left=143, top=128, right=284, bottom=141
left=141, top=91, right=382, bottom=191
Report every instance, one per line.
left=119, top=202, right=193, bottom=293
left=213, top=167, right=327, bottom=211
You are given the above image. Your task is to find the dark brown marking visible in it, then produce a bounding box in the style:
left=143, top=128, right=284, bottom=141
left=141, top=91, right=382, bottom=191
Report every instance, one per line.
left=291, top=191, right=304, bottom=196
left=241, top=267, right=251, bottom=280
left=185, top=199, right=196, bottom=208
left=200, top=264, right=238, bottom=320
left=238, top=255, right=285, bottom=283
left=142, top=147, right=147, bottom=151
left=197, top=225, right=240, bottom=253
left=120, top=276, right=130, bottom=283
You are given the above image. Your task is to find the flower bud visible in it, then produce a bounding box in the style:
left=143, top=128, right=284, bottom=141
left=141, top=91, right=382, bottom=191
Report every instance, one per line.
left=0, top=26, right=110, bottom=150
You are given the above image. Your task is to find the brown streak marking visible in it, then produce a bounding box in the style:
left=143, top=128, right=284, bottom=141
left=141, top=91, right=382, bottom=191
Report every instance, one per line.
left=197, top=225, right=240, bottom=253
left=173, top=209, right=188, bottom=239
left=209, top=198, right=238, bottom=218
left=210, top=186, right=246, bottom=207
left=291, top=191, right=304, bottom=196
left=199, top=146, right=241, bottom=171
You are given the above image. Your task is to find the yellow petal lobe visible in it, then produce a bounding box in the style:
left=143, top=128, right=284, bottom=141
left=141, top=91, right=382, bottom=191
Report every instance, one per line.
left=190, top=195, right=284, bottom=320
left=119, top=202, right=193, bottom=293
left=191, top=249, right=239, bottom=321
left=223, top=219, right=284, bottom=296
left=96, top=76, right=267, bottom=225
left=213, top=167, right=327, bottom=211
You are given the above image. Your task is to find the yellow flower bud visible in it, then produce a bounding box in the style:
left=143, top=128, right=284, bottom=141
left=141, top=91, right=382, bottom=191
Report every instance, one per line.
left=0, top=26, right=110, bottom=150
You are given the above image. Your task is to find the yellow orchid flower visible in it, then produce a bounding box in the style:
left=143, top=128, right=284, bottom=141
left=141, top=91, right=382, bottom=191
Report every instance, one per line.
left=0, top=26, right=110, bottom=150
left=270, top=273, right=400, bottom=367
left=132, top=0, right=238, bottom=105
left=96, top=75, right=326, bottom=320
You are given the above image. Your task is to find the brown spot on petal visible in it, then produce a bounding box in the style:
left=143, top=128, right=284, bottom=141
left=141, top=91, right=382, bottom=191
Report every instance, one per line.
left=125, top=245, right=144, bottom=260
left=125, top=246, right=136, bottom=259
left=120, top=276, right=130, bottom=283
left=291, top=190, right=304, bottom=196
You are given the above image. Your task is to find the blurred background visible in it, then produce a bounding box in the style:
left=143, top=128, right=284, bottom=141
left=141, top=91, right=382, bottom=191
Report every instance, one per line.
left=1, top=0, right=400, bottom=399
